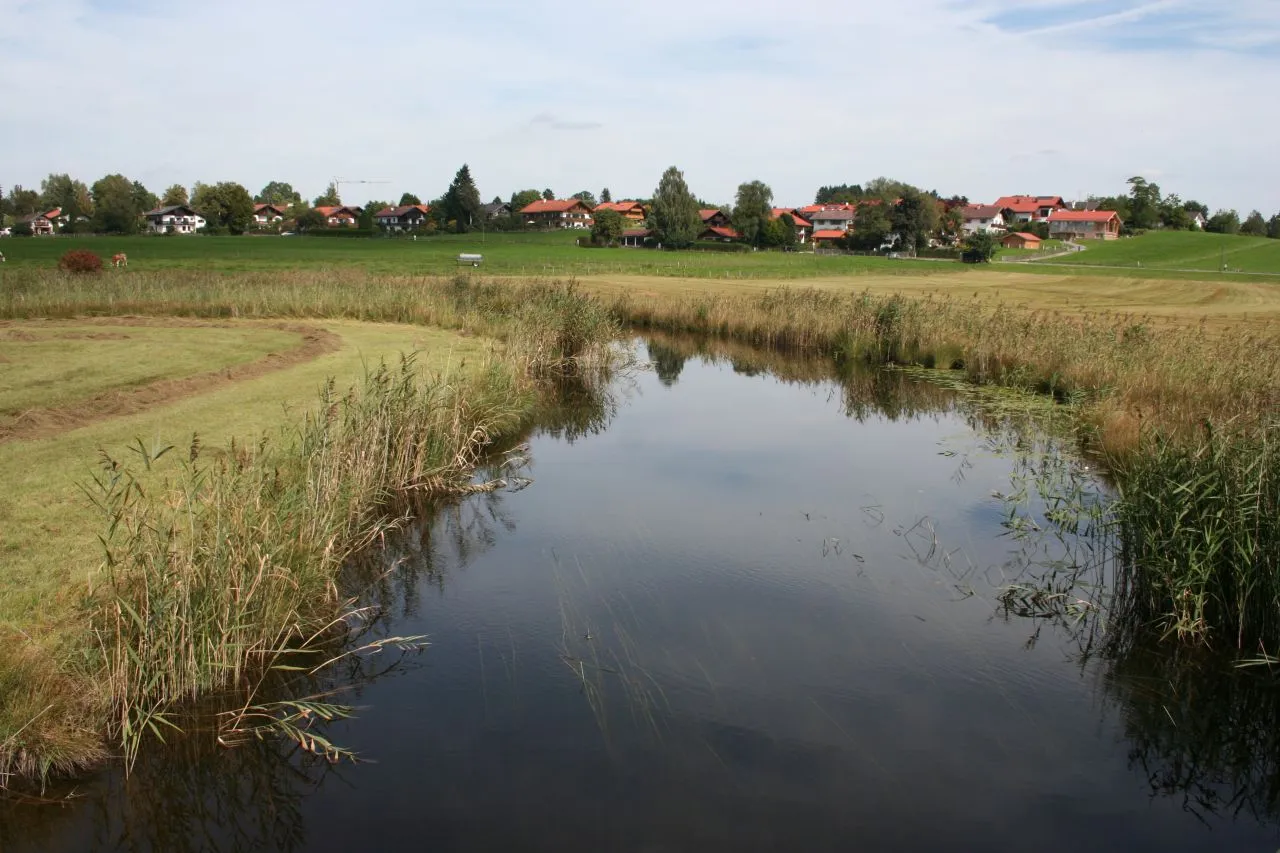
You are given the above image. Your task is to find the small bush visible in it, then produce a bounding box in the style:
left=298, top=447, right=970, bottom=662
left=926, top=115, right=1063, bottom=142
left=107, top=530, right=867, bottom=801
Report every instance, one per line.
left=57, top=249, right=103, bottom=274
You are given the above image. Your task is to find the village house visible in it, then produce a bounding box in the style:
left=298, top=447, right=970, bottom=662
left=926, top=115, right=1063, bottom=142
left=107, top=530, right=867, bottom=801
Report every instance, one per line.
left=962, top=204, right=1007, bottom=235
left=1189, top=210, right=1208, bottom=230
left=143, top=204, right=206, bottom=234
left=16, top=208, right=67, bottom=235
left=482, top=201, right=511, bottom=220
left=796, top=202, right=856, bottom=218
left=314, top=205, right=362, bottom=227
left=807, top=208, right=857, bottom=234
left=620, top=228, right=652, bottom=248
left=373, top=204, right=431, bottom=232
left=1046, top=209, right=1122, bottom=240
left=520, top=199, right=594, bottom=229
left=995, top=195, right=1067, bottom=222
left=595, top=201, right=647, bottom=223
left=252, top=203, right=287, bottom=228
left=1001, top=232, right=1042, bottom=250
left=699, top=209, right=733, bottom=229
left=772, top=208, right=812, bottom=244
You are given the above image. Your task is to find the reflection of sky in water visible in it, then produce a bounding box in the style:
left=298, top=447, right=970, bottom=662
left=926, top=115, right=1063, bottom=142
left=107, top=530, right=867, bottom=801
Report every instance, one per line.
left=7, top=350, right=1278, bottom=852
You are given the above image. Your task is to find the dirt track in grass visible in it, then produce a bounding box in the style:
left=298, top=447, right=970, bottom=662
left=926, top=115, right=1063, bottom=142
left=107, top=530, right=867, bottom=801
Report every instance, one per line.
left=0, top=318, right=341, bottom=443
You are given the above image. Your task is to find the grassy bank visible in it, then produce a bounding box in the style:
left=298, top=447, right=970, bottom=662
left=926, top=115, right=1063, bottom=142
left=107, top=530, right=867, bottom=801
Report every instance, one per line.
left=0, top=274, right=619, bottom=787
left=1042, top=231, right=1280, bottom=274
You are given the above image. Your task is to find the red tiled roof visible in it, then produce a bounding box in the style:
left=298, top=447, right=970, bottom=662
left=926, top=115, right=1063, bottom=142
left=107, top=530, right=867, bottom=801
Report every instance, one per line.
left=701, top=226, right=741, bottom=239
left=521, top=199, right=592, bottom=214
left=699, top=209, right=729, bottom=222
left=995, top=195, right=1066, bottom=213
left=595, top=201, right=644, bottom=213
left=771, top=208, right=812, bottom=228
left=812, top=230, right=846, bottom=240
left=254, top=203, right=287, bottom=214
left=1005, top=232, right=1041, bottom=242
left=798, top=203, right=856, bottom=216
left=1047, top=209, right=1120, bottom=222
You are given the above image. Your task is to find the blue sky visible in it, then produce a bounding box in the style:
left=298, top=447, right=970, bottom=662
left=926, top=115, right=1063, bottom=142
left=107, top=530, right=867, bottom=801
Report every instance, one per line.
left=1, top=0, right=1276, bottom=212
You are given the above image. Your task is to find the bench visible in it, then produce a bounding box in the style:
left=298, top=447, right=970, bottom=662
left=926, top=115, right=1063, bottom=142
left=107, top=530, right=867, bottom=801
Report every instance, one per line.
left=456, top=253, right=483, bottom=267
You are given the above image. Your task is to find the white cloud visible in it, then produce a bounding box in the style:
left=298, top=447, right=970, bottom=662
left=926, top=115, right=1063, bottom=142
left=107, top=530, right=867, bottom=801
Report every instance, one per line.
left=0, top=0, right=1276, bottom=213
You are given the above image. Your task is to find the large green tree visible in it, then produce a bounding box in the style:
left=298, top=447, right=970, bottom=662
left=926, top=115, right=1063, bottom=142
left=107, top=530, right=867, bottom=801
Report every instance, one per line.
left=762, top=214, right=797, bottom=250
left=441, top=164, right=483, bottom=232
left=1268, top=214, right=1280, bottom=240
left=599, top=187, right=612, bottom=204
left=591, top=209, right=624, bottom=246
left=963, top=230, right=998, bottom=263
left=91, top=173, right=144, bottom=234
left=650, top=166, right=701, bottom=249
left=1126, top=176, right=1161, bottom=230
left=815, top=184, right=864, bottom=205
left=256, top=181, right=302, bottom=206
left=844, top=202, right=892, bottom=251
left=132, top=181, right=158, bottom=214
left=161, top=184, right=189, bottom=206
left=6, top=185, right=41, bottom=217
left=192, top=181, right=255, bottom=234
left=889, top=188, right=940, bottom=255
left=313, top=182, right=341, bottom=207
left=399, top=192, right=422, bottom=206
left=510, top=189, right=542, bottom=212
left=732, top=180, right=773, bottom=246
left=572, top=190, right=597, bottom=208
left=1206, top=209, right=1241, bottom=234
left=542, top=188, right=555, bottom=201
left=40, top=173, right=92, bottom=223
left=1240, top=210, right=1267, bottom=237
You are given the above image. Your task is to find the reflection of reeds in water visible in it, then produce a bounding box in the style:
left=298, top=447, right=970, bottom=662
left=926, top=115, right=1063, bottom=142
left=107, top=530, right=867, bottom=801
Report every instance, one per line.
left=553, top=555, right=671, bottom=748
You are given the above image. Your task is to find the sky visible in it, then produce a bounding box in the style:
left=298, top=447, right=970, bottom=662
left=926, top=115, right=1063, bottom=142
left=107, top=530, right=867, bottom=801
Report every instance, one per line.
left=1, top=0, right=1277, bottom=212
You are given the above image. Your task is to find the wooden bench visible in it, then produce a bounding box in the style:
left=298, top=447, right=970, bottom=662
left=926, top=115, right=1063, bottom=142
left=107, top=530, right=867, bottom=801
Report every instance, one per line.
left=456, top=253, right=483, bottom=267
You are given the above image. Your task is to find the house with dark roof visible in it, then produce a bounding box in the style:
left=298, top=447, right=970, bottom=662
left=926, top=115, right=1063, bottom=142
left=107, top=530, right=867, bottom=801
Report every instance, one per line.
left=621, top=228, right=653, bottom=248
left=1046, top=209, right=1122, bottom=240
left=143, top=204, right=206, bottom=234
left=699, top=209, right=733, bottom=229
left=995, top=196, right=1066, bottom=222
left=374, top=204, right=431, bottom=232
left=807, top=208, right=857, bottom=234
left=961, top=204, right=1007, bottom=235
left=482, top=201, right=511, bottom=220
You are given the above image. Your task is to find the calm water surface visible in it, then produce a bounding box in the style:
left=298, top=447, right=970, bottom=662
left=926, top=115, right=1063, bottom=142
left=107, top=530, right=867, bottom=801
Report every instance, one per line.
left=5, top=339, right=1280, bottom=852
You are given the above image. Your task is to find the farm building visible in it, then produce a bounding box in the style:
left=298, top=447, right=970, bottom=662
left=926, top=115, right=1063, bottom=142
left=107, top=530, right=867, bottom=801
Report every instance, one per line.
left=1001, top=232, right=1042, bottom=250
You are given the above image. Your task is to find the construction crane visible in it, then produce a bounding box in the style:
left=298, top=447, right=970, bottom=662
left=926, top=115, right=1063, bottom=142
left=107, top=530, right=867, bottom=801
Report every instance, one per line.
left=332, top=176, right=390, bottom=203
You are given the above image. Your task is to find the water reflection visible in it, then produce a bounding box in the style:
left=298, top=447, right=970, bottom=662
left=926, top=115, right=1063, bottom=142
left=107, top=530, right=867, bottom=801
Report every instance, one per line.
left=5, top=336, right=1280, bottom=851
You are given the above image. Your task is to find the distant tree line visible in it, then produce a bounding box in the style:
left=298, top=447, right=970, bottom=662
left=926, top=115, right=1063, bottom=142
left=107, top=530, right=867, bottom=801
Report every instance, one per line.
left=4, top=168, right=1277, bottom=244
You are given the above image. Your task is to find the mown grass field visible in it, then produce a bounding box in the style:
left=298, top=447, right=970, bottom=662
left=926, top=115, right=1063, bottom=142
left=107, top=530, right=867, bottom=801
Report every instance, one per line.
left=0, top=318, right=491, bottom=648
left=1042, top=231, right=1280, bottom=274
left=4, top=230, right=1279, bottom=283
